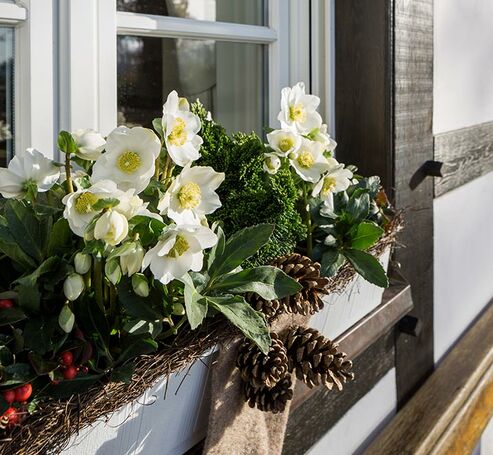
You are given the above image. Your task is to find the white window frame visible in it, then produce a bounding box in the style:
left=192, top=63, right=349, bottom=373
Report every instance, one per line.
left=0, top=0, right=57, bottom=159
left=60, top=0, right=317, bottom=134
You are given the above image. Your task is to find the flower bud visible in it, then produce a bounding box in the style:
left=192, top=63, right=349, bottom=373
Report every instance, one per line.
left=71, top=129, right=106, bottom=161
left=105, top=259, right=122, bottom=286
left=132, top=273, right=149, bottom=298
left=120, top=242, right=145, bottom=276
left=263, top=153, right=281, bottom=175
left=94, top=210, right=129, bottom=246
left=172, top=302, right=185, bottom=316
left=63, top=273, right=85, bottom=301
left=74, top=252, right=91, bottom=275
left=324, top=234, right=337, bottom=247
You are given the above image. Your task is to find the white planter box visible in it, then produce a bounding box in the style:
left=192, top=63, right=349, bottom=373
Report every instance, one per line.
left=62, top=249, right=390, bottom=455
left=310, top=247, right=391, bottom=340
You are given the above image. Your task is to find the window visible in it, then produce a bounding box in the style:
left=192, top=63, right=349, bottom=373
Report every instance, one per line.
left=115, top=0, right=274, bottom=136
left=0, top=27, right=13, bottom=167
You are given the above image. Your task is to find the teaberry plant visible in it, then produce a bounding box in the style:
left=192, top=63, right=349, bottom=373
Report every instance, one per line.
left=0, top=91, right=300, bottom=425
left=260, top=82, right=392, bottom=287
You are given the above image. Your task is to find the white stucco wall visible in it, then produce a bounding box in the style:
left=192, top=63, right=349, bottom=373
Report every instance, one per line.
left=433, top=0, right=493, bottom=364
left=307, top=369, right=396, bottom=455
left=434, top=0, right=493, bottom=134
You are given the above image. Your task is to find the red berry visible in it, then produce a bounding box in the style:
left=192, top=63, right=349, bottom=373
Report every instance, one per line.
left=81, top=366, right=89, bottom=374
left=2, top=407, right=19, bottom=425
left=63, top=365, right=78, bottom=380
left=0, top=299, right=14, bottom=309
left=2, top=390, right=15, bottom=404
left=14, top=384, right=32, bottom=403
left=60, top=351, right=73, bottom=366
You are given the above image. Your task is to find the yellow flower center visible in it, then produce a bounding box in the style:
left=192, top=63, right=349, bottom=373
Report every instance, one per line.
left=278, top=137, right=294, bottom=153
left=168, top=118, right=187, bottom=146
left=297, top=150, right=314, bottom=169
left=178, top=182, right=201, bottom=209
left=168, top=234, right=190, bottom=258
left=265, top=157, right=276, bottom=170
left=289, top=104, right=305, bottom=122
left=75, top=192, right=98, bottom=214
left=321, top=176, right=337, bottom=196
left=117, top=151, right=141, bottom=174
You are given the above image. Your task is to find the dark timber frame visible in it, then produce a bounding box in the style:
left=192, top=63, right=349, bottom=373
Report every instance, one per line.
left=335, top=0, right=435, bottom=408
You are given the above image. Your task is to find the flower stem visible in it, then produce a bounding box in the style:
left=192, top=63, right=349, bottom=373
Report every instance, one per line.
left=65, top=153, right=74, bottom=193
left=154, top=155, right=161, bottom=180
left=303, top=183, right=313, bottom=257
left=93, top=258, right=105, bottom=313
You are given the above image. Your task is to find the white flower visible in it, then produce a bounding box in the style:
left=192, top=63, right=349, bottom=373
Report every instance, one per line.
left=63, top=273, right=85, bottom=301
left=266, top=129, right=301, bottom=157
left=310, top=124, right=337, bottom=153
left=263, top=153, right=281, bottom=175
left=0, top=148, right=60, bottom=199
left=74, top=252, right=91, bottom=275
left=72, top=129, right=106, bottom=160
left=142, top=224, right=217, bottom=285
left=62, top=180, right=122, bottom=237
left=278, top=82, right=322, bottom=134
left=116, top=188, right=163, bottom=222
left=119, top=241, right=145, bottom=276
left=312, top=158, right=353, bottom=200
left=91, top=126, right=161, bottom=194
left=289, top=138, right=331, bottom=182
left=94, top=210, right=129, bottom=246
left=162, top=91, right=203, bottom=167
left=158, top=164, right=224, bottom=224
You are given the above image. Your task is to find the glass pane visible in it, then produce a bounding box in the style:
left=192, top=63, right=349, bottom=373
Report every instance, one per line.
left=0, top=28, right=13, bottom=167
left=117, top=36, right=267, bottom=135
left=117, top=0, right=266, bottom=26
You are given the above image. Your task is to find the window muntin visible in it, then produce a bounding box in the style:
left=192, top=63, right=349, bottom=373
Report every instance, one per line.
left=117, top=35, right=266, bottom=134
left=117, top=0, right=266, bottom=26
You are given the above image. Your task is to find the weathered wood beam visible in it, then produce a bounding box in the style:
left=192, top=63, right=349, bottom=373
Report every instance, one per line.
left=434, top=121, right=493, bottom=196
left=365, top=298, right=493, bottom=455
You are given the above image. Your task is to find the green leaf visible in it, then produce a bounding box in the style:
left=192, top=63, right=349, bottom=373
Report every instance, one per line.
left=207, top=224, right=225, bottom=271
left=0, top=224, right=37, bottom=269
left=46, top=374, right=103, bottom=398
left=111, top=363, right=135, bottom=384
left=57, top=130, right=78, bottom=154
left=23, top=318, right=59, bottom=355
left=203, top=295, right=271, bottom=354
left=91, top=198, right=120, bottom=211
left=152, top=118, right=164, bottom=141
left=16, top=285, right=41, bottom=314
left=117, top=280, right=162, bottom=321
left=350, top=222, right=384, bottom=250
left=0, top=307, right=27, bottom=326
left=321, top=249, right=346, bottom=277
left=5, top=200, right=50, bottom=263
left=344, top=249, right=389, bottom=288
left=15, top=256, right=60, bottom=288
left=179, top=273, right=207, bottom=329
left=28, top=352, right=58, bottom=375
left=212, top=266, right=302, bottom=300
left=347, top=192, right=370, bottom=224
left=0, top=363, right=34, bottom=387
left=123, top=319, right=162, bottom=338
left=117, top=337, right=158, bottom=364
left=208, top=224, right=274, bottom=280
left=48, top=218, right=73, bottom=256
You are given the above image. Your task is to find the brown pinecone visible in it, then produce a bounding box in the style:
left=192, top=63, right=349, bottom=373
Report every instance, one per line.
left=236, top=333, right=289, bottom=388
left=244, top=374, right=294, bottom=413
left=248, top=254, right=329, bottom=318
left=285, top=326, right=354, bottom=391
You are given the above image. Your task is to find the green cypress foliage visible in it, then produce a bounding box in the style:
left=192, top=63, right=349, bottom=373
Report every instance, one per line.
left=193, top=102, right=307, bottom=266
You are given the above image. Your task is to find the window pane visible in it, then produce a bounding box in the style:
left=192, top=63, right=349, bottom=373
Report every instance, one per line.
left=0, top=28, right=13, bottom=167
left=117, top=0, right=266, bottom=26
left=117, top=36, right=267, bottom=135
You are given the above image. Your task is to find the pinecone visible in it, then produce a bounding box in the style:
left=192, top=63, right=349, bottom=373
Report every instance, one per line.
left=244, top=374, right=294, bottom=413
left=248, top=254, right=329, bottom=318
left=285, top=326, right=354, bottom=391
left=236, top=333, right=289, bottom=388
